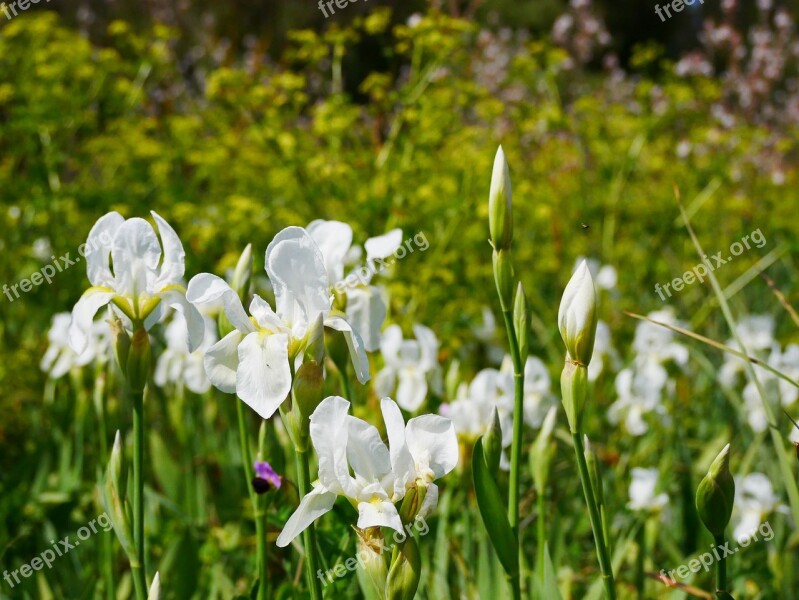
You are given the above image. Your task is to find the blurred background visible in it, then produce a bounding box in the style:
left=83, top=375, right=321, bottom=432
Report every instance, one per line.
left=1, top=0, right=798, bottom=597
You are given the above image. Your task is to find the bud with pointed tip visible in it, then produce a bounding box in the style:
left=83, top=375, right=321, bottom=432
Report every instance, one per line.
left=696, top=444, right=735, bottom=538
left=110, top=316, right=131, bottom=374
left=101, top=431, right=136, bottom=560
left=148, top=572, right=161, bottom=600
left=531, top=406, right=558, bottom=494
left=488, top=146, right=513, bottom=251
left=482, top=407, right=503, bottom=474
left=231, top=243, right=253, bottom=303
left=558, top=261, right=598, bottom=366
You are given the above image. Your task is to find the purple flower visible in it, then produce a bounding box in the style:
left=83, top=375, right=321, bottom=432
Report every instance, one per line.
left=252, top=461, right=282, bottom=494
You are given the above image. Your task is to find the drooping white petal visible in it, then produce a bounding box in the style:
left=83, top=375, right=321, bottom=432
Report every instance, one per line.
left=307, top=220, right=353, bottom=286
left=151, top=211, right=186, bottom=287
left=157, top=288, right=205, bottom=352
left=345, top=416, right=392, bottom=482
left=204, top=330, right=243, bottom=393
left=325, top=315, right=370, bottom=383
left=345, top=286, right=386, bottom=352
left=406, top=414, right=459, bottom=480
left=381, top=397, right=417, bottom=495
left=357, top=497, right=404, bottom=533
left=85, top=212, right=124, bottom=287
left=110, top=218, right=162, bottom=297
left=365, top=229, right=403, bottom=261
left=265, top=227, right=331, bottom=326
left=69, top=288, right=115, bottom=353
left=310, top=396, right=358, bottom=497
left=186, top=273, right=256, bottom=334
left=236, top=332, right=292, bottom=419
left=276, top=485, right=337, bottom=548
left=396, top=368, right=428, bottom=412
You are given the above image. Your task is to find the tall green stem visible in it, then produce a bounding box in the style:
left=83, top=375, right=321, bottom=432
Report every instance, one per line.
left=131, top=388, right=147, bottom=600
left=572, top=433, right=616, bottom=600
left=714, top=534, right=727, bottom=594
left=295, top=448, right=324, bottom=600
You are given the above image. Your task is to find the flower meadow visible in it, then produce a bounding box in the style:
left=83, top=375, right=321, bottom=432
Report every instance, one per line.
left=2, top=2, right=799, bottom=600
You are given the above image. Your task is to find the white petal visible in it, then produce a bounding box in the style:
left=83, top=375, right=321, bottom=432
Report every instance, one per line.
left=412, top=324, right=439, bottom=372
left=396, top=368, right=427, bottom=412
left=345, top=286, right=386, bottom=352
left=237, top=332, right=292, bottom=419
left=325, top=315, right=370, bottom=383
left=417, top=482, right=439, bottom=520
left=151, top=211, right=186, bottom=287
left=85, top=212, right=124, bottom=287
left=265, top=227, right=331, bottom=324
left=345, top=416, right=392, bottom=482
left=276, top=485, right=337, bottom=548
left=204, top=330, right=243, bottom=393
left=406, top=414, right=459, bottom=479
left=157, top=289, right=205, bottom=352
left=186, top=273, right=255, bottom=334
left=357, top=498, right=403, bottom=533
left=380, top=325, right=403, bottom=366
left=310, top=396, right=358, bottom=497
left=365, top=229, right=403, bottom=261
left=69, top=288, right=115, bottom=353
left=249, top=295, right=284, bottom=332
left=381, top=398, right=416, bottom=496
left=307, top=220, right=353, bottom=285
left=374, top=367, right=397, bottom=398
left=110, top=218, right=162, bottom=297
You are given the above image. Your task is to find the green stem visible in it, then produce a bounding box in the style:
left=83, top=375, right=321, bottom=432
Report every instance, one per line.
left=500, top=309, right=524, bottom=600
left=131, top=388, right=147, bottom=600
left=338, top=364, right=353, bottom=400
left=572, top=432, right=616, bottom=600
left=536, top=490, right=546, bottom=577
left=714, top=534, right=727, bottom=594
left=295, top=448, right=324, bottom=600
left=635, top=521, right=645, bottom=598
left=255, top=500, right=269, bottom=600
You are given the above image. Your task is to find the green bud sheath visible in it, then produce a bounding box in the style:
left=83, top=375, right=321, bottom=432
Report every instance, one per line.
left=513, top=282, right=529, bottom=359
left=126, top=328, right=152, bottom=393
left=386, top=536, right=422, bottom=600
left=493, top=249, right=515, bottom=312
left=560, top=361, right=588, bottom=434
left=293, top=360, right=325, bottom=421
left=696, top=444, right=735, bottom=538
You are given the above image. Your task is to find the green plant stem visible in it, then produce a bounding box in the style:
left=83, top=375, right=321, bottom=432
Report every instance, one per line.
left=572, top=432, right=616, bottom=600
left=295, top=448, right=324, bottom=600
left=635, top=521, right=645, bottom=598
left=235, top=400, right=269, bottom=599
left=131, top=388, right=147, bottom=600
left=714, top=534, right=727, bottom=594
left=338, top=364, right=353, bottom=401
left=501, top=309, right=524, bottom=600
left=536, top=491, right=546, bottom=577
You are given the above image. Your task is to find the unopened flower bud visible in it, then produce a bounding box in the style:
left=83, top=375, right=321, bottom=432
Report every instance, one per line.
left=293, top=360, right=325, bottom=421
left=482, top=407, right=503, bottom=474
left=696, top=444, right=735, bottom=538
left=231, top=243, right=253, bottom=303
left=513, top=282, right=528, bottom=359
left=558, top=261, right=597, bottom=366
left=488, top=145, right=513, bottom=251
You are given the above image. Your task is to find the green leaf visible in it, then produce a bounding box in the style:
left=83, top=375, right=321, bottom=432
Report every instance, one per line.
left=472, top=437, right=518, bottom=580
left=534, top=544, right=562, bottom=600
